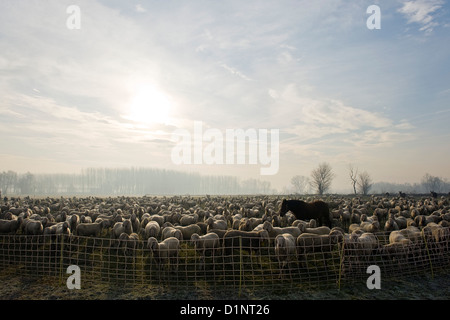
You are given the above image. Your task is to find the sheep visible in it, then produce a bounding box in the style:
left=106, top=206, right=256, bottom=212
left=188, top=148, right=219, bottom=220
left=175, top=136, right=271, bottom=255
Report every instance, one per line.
left=180, top=213, right=198, bottom=226
left=66, top=214, right=80, bottom=233
left=292, top=219, right=317, bottom=229
left=296, top=229, right=344, bottom=256
left=196, top=221, right=208, bottom=235
left=118, top=232, right=140, bottom=255
left=149, top=214, right=165, bottom=227
left=191, top=233, right=220, bottom=254
left=80, top=215, right=92, bottom=224
left=360, top=219, right=380, bottom=233
left=111, top=219, right=133, bottom=239
left=161, top=226, right=183, bottom=241
left=384, top=217, right=399, bottom=231
left=223, top=229, right=270, bottom=256
left=191, top=233, right=220, bottom=267
left=344, top=232, right=379, bottom=270
left=147, top=236, right=180, bottom=270
left=394, top=215, right=408, bottom=229
left=381, top=242, right=412, bottom=265
left=0, top=219, right=21, bottom=234
left=205, top=228, right=229, bottom=245
left=141, top=220, right=161, bottom=240
left=43, top=221, right=71, bottom=237
left=22, top=219, right=44, bottom=235
left=130, top=213, right=140, bottom=234
left=422, top=223, right=450, bottom=256
left=268, top=225, right=303, bottom=239
left=274, top=233, right=297, bottom=271
left=175, top=224, right=202, bottom=240
left=389, top=230, right=413, bottom=245
left=75, top=221, right=106, bottom=237
left=303, top=226, right=331, bottom=235
left=231, top=214, right=243, bottom=229
left=206, top=217, right=227, bottom=232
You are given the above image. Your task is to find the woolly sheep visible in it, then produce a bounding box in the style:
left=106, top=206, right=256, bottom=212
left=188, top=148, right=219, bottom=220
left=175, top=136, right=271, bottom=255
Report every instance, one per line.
left=303, top=226, right=331, bottom=235
left=191, top=232, right=220, bottom=264
left=147, top=236, right=180, bottom=269
left=161, top=226, right=183, bottom=241
left=384, top=218, right=399, bottom=231
left=130, top=213, right=140, bottom=234
left=0, top=219, right=21, bottom=234
left=296, top=229, right=343, bottom=256
left=180, top=213, right=199, bottom=226
left=223, top=229, right=269, bottom=255
left=44, top=221, right=71, bottom=237
left=149, top=214, right=165, bottom=227
left=75, top=221, right=106, bottom=237
left=22, top=219, right=44, bottom=235
left=112, top=219, right=133, bottom=239
left=118, top=232, right=139, bottom=255
left=389, top=230, right=413, bottom=245
left=351, top=232, right=379, bottom=256
left=268, top=225, right=303, bottom=239
left=175, top=224, right=202, bottom=240
left=141, top=220, right=161, bottom=240
left=274, top=233, right=297, bottom=270
left=292, top=219, right=317, bottom=229
left=206, top=217, right=227, bottom=232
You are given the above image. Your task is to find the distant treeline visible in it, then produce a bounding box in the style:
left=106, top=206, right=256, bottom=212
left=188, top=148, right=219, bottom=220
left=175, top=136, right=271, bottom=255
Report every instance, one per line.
left=371, top=180, right=450, bottom=195
left=0, top=168, right=274, bottom=196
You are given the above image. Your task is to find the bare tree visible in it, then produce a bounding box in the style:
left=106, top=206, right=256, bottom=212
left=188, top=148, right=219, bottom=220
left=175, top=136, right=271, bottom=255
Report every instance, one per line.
left=421, top=173, right=443, bottom=193
left=291, top=175, right=309, bottom=194
left=310, top=162, right=334, bottom=195
left=348, top=164, right=358, bottom=195
left=357, top=171, right=373, bottom=195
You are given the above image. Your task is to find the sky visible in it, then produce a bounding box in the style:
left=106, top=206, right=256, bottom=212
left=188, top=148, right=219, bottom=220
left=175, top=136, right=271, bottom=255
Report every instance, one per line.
left=0, top=0, right=449, bottom=193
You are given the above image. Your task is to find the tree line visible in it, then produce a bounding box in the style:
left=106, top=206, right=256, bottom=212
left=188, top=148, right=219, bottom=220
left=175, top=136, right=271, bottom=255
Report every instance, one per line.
left=0, top=168, right=274, bottom=196
left=290, top=162, right=449, bottom=196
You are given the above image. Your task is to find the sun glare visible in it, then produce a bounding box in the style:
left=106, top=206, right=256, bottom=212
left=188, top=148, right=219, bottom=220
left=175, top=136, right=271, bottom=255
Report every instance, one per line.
left=125, top=84, right=171, bottom=125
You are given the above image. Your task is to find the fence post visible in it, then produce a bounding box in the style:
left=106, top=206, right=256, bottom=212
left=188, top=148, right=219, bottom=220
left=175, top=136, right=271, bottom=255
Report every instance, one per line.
left=421, top=232, right=434, bottom=279
left=59, top=234, right=65, bottom=286
left=337, top=238, right=345, bottom=291
left=239, top=236, right=243, bottom=298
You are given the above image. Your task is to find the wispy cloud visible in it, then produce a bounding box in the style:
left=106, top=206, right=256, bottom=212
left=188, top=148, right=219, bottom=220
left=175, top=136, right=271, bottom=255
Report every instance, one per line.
left=398, top=0, right=444, bottom=33
left=135, top=4, right=147, bottom=13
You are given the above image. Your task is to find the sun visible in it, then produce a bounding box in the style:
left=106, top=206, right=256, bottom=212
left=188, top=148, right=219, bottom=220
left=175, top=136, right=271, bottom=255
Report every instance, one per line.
left=125, top=84, right=171, bottom=125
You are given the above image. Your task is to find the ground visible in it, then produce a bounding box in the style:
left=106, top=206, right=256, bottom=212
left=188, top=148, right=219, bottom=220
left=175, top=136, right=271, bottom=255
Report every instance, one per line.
left=0, top=269, right=448, bottom=300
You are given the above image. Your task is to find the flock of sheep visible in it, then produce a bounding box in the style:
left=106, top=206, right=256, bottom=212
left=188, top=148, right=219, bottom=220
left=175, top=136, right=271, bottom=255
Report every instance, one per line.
left=0, top=194, right=449, bottom=282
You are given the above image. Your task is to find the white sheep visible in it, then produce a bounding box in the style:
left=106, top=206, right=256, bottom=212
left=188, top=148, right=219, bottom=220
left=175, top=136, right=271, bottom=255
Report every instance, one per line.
left=147, top=236, right=180, bottom=270
left=303, top=226, right=331, bottom=235
left=207, top=217, right=228, bottom=232
left=43, top=221, right=71, bottom=237
left=118, top=232, right=140, bottom=255
left=175, top=224, right=201, bottom=241
left=111, top=219, right=133, bottom=239
left=274, top=233, right=297, bottom=271
left=296, top=229, right=343, bottom=256
left=75, top=221, right=106, bottom=237
left=161, top=226, right=183, bottom=241
left=180, top=213, right=199, bottom=226
left=191, top=232, right=220, bottom=268
left=141, top=220, right=161, bottom=240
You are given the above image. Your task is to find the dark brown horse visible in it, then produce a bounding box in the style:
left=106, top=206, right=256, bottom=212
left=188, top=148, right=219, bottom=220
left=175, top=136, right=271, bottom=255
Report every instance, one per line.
left=279, top=199, right=332, bottom=227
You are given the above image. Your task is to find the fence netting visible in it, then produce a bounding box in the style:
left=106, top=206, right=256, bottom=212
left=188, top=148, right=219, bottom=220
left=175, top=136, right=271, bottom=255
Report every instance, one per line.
left=0, top=229, right=449, bottom=291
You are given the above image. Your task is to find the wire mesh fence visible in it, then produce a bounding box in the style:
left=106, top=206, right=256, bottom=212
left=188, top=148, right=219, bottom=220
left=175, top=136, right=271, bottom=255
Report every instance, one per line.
left=0, top=228, right=449, bottom=292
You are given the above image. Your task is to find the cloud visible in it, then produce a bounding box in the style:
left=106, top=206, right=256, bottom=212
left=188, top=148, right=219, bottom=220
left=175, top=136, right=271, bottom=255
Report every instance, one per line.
left=398, top=0, right=444, bottom=33
left=135, top=4, right=147, bottom=13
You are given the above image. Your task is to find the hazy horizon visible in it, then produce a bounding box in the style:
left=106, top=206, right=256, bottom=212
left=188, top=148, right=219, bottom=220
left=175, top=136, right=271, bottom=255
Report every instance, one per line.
left=1, top=1, right=449, bottom=194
